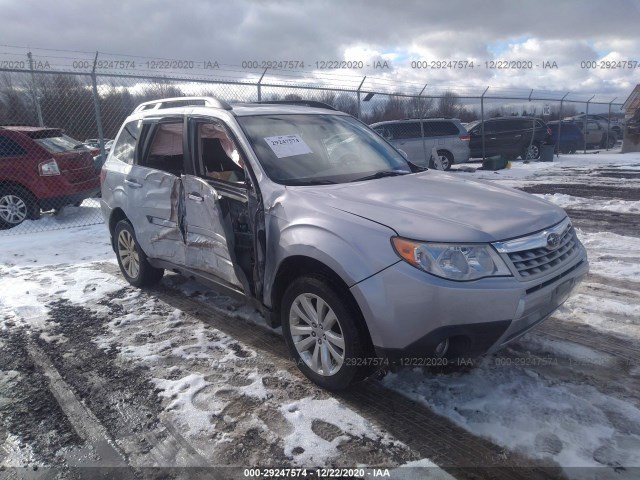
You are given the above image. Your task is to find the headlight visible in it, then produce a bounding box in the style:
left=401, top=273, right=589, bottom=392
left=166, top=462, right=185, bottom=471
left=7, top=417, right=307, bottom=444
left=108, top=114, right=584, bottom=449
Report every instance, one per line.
left=391, top=237, right=512, bottom=281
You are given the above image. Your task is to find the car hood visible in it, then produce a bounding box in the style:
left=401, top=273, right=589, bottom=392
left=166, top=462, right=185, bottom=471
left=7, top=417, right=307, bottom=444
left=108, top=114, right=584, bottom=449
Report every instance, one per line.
left=290, top=171, right=567, bottom=243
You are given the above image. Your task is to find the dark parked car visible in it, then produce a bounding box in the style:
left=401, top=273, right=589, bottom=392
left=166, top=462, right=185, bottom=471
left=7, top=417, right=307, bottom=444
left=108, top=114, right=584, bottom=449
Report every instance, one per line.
left=466, top=117, right=552, bottom=160
left=548, top=121, right=584, bottom=154
left=0, top=126, right=100, bottom=229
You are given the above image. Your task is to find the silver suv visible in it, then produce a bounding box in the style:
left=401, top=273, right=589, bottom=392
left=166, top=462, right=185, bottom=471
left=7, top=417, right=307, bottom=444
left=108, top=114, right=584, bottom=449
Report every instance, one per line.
left=370, top=118, right=470, bottom=170
left=100, top=97, right=588, bottom=390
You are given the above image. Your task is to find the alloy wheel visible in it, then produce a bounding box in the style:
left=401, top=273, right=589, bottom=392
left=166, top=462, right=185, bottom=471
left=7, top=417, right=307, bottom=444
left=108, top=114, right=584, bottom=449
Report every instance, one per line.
left=289, top=293, right=345, bottom=376
left=439, top=154, right=450, bottom=169
left=0, top=194, right=28, bottom=225
left=525, top=144, right=539, bottom=159
left=117, top=229, right=140, bottom=279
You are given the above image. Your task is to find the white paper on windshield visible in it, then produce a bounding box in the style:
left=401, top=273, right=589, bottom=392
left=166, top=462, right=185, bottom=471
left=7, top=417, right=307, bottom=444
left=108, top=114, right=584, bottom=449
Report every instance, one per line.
left=264, top=135, right=313, bottom=158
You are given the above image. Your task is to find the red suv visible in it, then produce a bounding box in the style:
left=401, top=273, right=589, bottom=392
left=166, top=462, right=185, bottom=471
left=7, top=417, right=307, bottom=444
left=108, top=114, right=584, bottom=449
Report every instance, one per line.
left=0, top=126, right=100, bottom=229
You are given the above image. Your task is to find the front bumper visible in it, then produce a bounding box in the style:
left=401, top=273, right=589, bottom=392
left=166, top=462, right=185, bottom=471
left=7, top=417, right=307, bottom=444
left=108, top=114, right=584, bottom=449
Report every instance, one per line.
left=350, top=246, right=588, bottom=362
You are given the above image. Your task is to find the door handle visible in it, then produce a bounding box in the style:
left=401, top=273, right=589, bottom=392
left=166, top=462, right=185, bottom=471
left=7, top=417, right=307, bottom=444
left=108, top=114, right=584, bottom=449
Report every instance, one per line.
left=188, top=193, right=204, bottom=203
left=515, top=134, right=522, bottom=138
left=124, top=178, right=142, bottom=188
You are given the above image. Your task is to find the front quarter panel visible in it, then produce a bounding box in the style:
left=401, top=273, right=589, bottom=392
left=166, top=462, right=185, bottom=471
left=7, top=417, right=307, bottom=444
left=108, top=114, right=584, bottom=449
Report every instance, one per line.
left=262, top=189, right=400, bottom=308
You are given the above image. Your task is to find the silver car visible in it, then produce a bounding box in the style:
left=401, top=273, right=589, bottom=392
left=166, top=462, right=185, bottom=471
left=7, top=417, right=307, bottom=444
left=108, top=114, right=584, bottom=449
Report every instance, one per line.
left=370, top=118, right=470, bottom=170
left=100, top=97, right=588, bottom=390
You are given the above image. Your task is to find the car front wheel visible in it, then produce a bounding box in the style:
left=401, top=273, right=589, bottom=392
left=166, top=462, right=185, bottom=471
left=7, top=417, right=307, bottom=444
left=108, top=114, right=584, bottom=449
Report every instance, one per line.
left=430, top=150, right=453, bottom=170
left=114, top=219, right=164, bottom=287
left=281, top=275, right=372, bottom=390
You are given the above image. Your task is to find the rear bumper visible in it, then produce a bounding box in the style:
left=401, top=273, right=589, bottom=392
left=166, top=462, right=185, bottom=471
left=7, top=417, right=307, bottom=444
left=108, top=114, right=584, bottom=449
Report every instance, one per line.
left=35, top=174, right=100, bottom=210
left=351, top=247, right=588, bottom=363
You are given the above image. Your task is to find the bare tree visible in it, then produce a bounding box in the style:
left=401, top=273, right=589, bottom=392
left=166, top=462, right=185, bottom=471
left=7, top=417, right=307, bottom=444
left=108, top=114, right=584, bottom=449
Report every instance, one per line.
left=0, top=73, right=34, bottom=125
left=435, top=91, right=461, bottom=118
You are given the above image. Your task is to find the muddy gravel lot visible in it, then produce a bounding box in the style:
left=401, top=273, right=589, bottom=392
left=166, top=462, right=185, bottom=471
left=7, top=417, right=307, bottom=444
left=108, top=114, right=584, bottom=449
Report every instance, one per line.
left=1, top=151, right=639, bottom=480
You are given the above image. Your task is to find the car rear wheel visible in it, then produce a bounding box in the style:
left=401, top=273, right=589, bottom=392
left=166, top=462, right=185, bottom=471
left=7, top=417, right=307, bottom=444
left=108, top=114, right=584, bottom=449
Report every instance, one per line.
left=0, top=187, right=37, bottom=230
left=429, top=150, right=453, bottom=170
left=281, top=275, right=372, bottom=390
left=522, top=142, right=540, bottom=160
left=114, top=219, right=164, bottom=287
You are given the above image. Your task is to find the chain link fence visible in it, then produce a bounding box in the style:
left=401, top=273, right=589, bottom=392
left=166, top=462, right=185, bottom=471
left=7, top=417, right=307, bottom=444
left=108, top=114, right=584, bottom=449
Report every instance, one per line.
left=0, top=67, right=625, bottom=236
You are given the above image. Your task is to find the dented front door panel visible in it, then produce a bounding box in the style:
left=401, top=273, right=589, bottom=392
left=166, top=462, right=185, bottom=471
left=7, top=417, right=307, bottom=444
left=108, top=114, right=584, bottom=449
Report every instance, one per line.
left=181, top=175, right=244, bottom=289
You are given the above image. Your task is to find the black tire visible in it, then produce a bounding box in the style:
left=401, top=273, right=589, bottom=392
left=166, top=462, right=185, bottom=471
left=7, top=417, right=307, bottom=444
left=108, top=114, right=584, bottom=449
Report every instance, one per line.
left=113, top=219, right=164, bottom=287
left=521, top=142, right=541, bottom=160
left=281, top=275, right=372, bottom=390
left=429, top=150, right=453, bottom=170
left=0, top=186, right=38, bottom=230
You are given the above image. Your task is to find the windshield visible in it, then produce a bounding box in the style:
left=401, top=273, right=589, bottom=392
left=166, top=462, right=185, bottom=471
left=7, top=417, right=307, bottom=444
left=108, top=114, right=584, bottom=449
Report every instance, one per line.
left=237, top=114, right=411, bottom=185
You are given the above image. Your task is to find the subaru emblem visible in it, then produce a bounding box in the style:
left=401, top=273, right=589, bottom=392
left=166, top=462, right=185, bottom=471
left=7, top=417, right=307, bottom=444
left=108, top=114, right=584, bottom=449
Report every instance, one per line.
left=547, top=232, right=561, bottom=250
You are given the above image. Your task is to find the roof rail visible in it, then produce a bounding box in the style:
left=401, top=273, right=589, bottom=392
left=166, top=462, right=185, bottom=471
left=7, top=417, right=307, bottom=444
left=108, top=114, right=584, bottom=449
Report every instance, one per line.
left=253, top=100, right=337, bottom=111
left=133, top=96, right=232, bottom=113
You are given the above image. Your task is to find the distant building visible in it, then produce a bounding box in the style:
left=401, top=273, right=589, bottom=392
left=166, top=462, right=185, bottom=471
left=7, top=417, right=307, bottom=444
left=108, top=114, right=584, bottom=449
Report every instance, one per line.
left=621, top=84, right=640, bottom=153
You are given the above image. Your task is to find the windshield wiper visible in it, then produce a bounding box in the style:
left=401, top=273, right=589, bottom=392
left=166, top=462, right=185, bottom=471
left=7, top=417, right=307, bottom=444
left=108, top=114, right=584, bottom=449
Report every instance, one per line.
left=350, top=170, right=409, bottom=182
left=285, top=179, right=337, bottom=186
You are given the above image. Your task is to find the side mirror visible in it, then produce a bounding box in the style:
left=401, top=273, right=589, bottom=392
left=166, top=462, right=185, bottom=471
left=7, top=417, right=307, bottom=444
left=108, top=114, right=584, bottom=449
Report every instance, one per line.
left=398, top=149, right=409, bottom=159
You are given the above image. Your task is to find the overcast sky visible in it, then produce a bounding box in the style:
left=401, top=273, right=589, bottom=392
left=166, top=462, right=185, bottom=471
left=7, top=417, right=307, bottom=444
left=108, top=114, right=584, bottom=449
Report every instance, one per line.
left=2, top=0, right=639, bottom=100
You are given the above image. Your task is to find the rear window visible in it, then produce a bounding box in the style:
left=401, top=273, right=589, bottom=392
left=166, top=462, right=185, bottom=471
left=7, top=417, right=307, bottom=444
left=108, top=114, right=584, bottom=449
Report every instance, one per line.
left=33, top=134, right=81, bottom=153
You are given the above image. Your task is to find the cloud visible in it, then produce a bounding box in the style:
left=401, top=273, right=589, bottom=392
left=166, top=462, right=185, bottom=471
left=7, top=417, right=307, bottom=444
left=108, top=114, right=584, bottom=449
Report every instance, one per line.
left=0, top=0, right=638, bottom=99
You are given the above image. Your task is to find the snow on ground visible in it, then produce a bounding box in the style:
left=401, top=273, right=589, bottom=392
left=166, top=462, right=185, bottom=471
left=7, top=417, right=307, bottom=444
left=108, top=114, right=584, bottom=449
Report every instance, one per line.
left=0, top=227, right=446, bottom=472
left=1, top=199, right=103, bottom=236
left=577, top=230, right=640, bottom=282
left=534, top=193, right=640, bottom=214
left=383, top=362, right=640, bottom=471
left=451, top=148, right=640, bottom=185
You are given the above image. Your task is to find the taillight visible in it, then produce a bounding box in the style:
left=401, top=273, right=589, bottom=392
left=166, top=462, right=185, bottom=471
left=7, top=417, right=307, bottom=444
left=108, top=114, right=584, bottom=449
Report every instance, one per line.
left=459, top=134, right=470, bottom=141
left=38, top=159, right=61, bottom=176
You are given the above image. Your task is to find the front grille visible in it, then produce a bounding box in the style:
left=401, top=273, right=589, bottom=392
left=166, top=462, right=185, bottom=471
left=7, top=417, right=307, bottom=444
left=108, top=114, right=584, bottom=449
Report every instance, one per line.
left=507, top=224, right=580, bottom=279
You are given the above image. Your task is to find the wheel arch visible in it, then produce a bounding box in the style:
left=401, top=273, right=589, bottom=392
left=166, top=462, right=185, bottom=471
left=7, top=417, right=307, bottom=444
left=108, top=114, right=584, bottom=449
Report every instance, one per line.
left=269, top=255, right=375, bottom=354
left=108, top=207, right=129, bottom=251
left=0, top=180, right=37, bottom=199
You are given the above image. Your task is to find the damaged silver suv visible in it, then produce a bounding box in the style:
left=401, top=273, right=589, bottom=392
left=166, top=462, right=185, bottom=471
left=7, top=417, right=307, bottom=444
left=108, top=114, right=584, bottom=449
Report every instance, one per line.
left=101, top=97, right=588, bottom=390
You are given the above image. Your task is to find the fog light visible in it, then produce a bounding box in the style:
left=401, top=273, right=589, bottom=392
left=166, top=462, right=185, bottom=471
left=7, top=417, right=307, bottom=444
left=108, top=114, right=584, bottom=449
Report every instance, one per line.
left=435, top=338, right=449, bottom=358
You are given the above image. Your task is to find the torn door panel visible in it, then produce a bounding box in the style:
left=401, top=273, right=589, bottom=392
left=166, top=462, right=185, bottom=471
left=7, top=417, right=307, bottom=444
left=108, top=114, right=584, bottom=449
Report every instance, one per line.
left=181, top=175, right=247, bottom=290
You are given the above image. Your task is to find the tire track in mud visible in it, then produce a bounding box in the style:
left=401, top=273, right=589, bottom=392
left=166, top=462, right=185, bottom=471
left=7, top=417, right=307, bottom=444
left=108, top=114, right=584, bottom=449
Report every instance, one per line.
left=518, top=184, right=640, bottom=201
left=534, top=317, right=640, bottom=366
left=149, top=283, right=566, bottom=480
left=30, top=297, right=212, bottom=474
left=565, top=209, right=640, bottom=236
